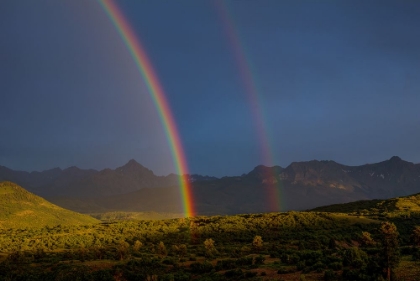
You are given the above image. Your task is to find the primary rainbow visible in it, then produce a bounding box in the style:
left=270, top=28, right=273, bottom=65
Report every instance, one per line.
left=98, top=0, right=195, bottom=217
left=214, top=1, right=283, bottom=211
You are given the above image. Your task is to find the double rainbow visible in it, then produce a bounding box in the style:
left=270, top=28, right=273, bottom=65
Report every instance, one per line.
left=98, top=0, right=194, bottom=217
left=214, top=1, right=283, bottom=211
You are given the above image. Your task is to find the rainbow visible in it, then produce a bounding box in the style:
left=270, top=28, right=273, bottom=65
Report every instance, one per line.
left=98, top=0, right=195, bottom=217
left=214, top=1, right=283, bottom=211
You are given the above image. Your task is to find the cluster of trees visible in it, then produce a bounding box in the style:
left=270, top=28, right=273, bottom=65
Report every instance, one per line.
left=0, top=212, right=420, bottom=280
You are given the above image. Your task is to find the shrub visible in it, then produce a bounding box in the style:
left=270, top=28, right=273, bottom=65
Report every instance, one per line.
left=312, top=260, right=325, bottom=272
left=224, top=269, right=243, bottom=278
left=215, top=259, right=236, bottom=271
left=235, top=256, right=253, bottom=266
left=244, top=271, right=257, bottom=278
left=190, top=261, right=213, bottom=274
left=328, top=262, right=342, bottom=270
left=297, top=261, right=306, bottom=270
left=254, top=255, right=265, bottom=265
left=324, top=269, right=336, bottom=281
left=162, top=257, right=177, bottom=265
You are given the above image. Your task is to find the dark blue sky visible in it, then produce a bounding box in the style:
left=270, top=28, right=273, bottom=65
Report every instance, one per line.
left=1, top=0, right=419, bottom=177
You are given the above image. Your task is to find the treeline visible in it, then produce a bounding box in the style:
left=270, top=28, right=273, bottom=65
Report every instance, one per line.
left=1, top=212, right=420, bottom=280
left=0, top=212, right=374, bottom=253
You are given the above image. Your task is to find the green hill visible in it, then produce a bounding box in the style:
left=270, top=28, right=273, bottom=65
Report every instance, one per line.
left=311, top=192, right=420, bottom=215
left=0, top=181, right=98, bottom=228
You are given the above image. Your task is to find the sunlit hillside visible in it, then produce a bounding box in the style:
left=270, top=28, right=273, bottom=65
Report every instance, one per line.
left=0, top=181, right=98, bottom=229
left=312, top=192, right=420, bottom=216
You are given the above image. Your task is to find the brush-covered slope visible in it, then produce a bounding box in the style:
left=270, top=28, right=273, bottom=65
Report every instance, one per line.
left=312, top=192, right=420, bottom=215
left=0, top=181, right=98, bottom=228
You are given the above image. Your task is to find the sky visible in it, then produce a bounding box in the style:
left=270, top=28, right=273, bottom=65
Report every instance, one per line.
left=1, top=0, right=419, bottom=177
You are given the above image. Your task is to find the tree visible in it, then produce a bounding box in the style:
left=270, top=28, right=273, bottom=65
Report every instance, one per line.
left=361, top=231, right=375, bottom=247
left=92, top=244, right=105, bottom=260
left=204, top=238, right=217, bottom=257
left=379, top=222, right=399, bottom=281
left=117, top=241, right=130, bottom=260
left=157, top=241, right=167, bottom=257
left=190, top=222, right=200, bottom=244
left=410, top=226, right=420, bottom=247
left=133, top=240, right=143, bottom=252
left=171, top=244, right=188, bottom=259
left=178, top=244, right=188, bottom=258
left=252, top=235, right=263, bottom=251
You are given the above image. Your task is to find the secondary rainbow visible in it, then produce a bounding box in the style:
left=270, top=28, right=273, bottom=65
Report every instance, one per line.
left=214, top=1, right=283, bottom=211
left=98, top=0, right=195, bottom=217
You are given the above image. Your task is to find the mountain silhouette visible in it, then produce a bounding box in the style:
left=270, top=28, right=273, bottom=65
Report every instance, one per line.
left=1, top=157, right=419, bottom=215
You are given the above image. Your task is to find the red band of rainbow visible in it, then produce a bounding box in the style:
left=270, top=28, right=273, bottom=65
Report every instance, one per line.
left=98, top=0, right=194, bottom=217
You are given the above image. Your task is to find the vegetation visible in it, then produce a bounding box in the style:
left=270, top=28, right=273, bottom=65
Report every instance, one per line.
left=312, top=193, right=420, bottom=216
left=1, top=208, right=420, bottom=280
left=379, top=222, right=399, bottom=280
left=90, top=211, right=184, bottom=221
left=3, top=181, right=420, bottom=280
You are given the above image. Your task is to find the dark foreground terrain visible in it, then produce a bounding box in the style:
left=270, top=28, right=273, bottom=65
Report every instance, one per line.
left=1, top=203, right=420, bottom=280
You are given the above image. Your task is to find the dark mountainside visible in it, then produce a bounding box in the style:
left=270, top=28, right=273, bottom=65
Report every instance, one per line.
left=1, top=156, right=420, bottom=215
left=0, top=160, right=180, bottom=197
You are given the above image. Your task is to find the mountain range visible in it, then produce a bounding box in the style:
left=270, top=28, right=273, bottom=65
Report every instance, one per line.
left=1, top=156, right=420, bottom=215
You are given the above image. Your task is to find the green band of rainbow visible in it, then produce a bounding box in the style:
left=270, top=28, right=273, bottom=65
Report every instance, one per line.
left=98, top=0, right=194, bottom=217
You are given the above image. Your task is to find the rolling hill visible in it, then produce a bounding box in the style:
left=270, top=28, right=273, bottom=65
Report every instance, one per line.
left=0, top=181, right=98, bottom=228
left=312, top=192, right=420, bottom=215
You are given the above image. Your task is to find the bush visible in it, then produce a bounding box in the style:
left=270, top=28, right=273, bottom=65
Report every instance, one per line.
left=277, top=266, right=296, bottom=274
left=173, top=272, right=191, bottom=281
left=215, top=259, right=236, bottom=271
left=235, top=256, right=253, bottom=266
left=342, top=248, right=368, bottom=267
left=328, top=262, right=342, bottom=270
left=190, top=261, right=213, bottom=274
left=297, top=261, right=306, bottom=271
left=244, top=271, right=257, bottom=278
left=324, top=269, right=336, bottom=281
left=311, top=261, right=325, bottom=272
left=224, top=269, right=243, bottom=278
left=162, top=257, right=177, bottom=265
left=254, top=255, right=265, bottom=265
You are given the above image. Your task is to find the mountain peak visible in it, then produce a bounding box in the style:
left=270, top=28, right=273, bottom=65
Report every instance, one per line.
left=116, top=159, right=155, bottom=177
left=389, top=156, right=402, bottom=162
left=120, top=159, right=146, bottom=170
left=127, top=159, right=140, bottom=165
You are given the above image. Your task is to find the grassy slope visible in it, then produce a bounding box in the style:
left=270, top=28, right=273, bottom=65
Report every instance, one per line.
left=311, top=192, right=420, bottom=214
left=0, top=181, right=98, bottom=228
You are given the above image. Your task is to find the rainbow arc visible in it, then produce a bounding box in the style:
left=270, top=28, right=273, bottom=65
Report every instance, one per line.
left=214, top=1, right=283, bottom=211
left=99, top=0, right=194, bottom=217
